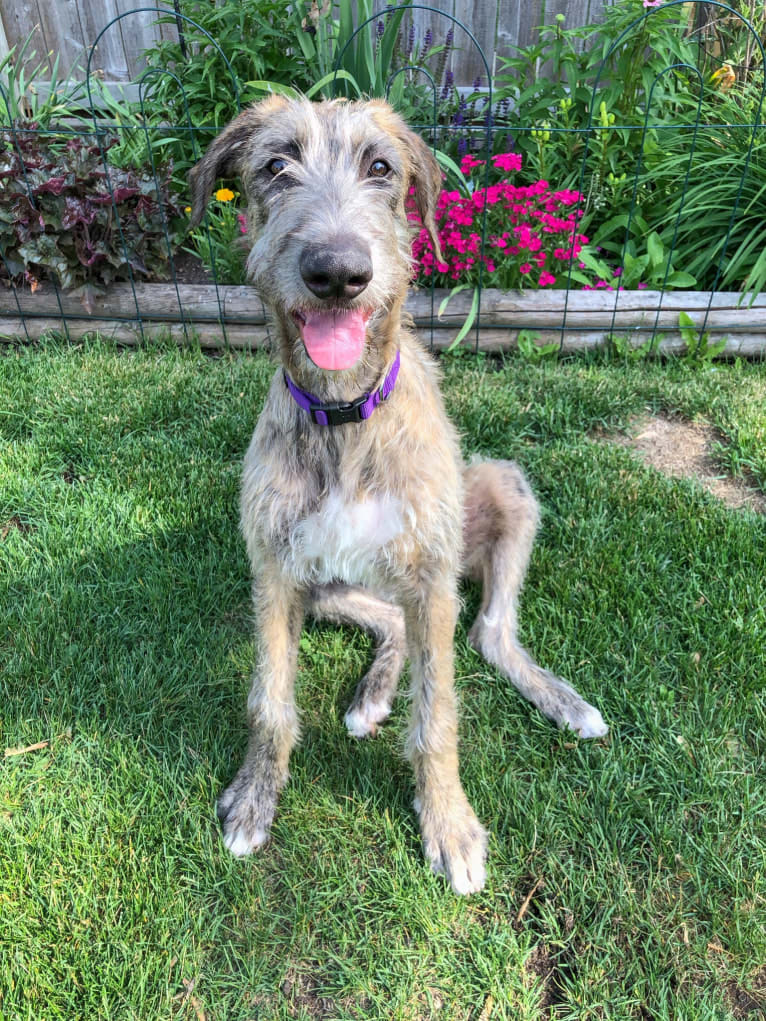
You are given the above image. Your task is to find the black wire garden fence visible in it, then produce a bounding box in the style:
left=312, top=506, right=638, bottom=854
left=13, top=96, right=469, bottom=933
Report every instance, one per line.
left=1, top=1, right=765, bottom=358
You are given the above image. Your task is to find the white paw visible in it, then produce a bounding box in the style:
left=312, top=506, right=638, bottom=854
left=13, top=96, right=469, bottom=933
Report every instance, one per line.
left=420, top=807, right=488, bottom=896
left=439, top=838, right=487, bottom=896
left=222, top=824, right=269, bottom=858
left=344, top=698, right=392, bottom=739
left=562, top=702, right=608, bottom=739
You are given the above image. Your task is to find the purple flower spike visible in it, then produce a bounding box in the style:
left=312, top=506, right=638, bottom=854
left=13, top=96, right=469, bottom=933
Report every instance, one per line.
left=441, top=68, right=454, bottom=101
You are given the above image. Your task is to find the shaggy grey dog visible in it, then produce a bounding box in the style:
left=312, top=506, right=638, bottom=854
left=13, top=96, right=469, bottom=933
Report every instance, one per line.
left=189, top=97, right=607, bottom=895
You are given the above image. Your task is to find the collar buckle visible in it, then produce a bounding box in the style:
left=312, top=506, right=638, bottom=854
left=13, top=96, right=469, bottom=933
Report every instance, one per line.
left=309, top=393, right=367, bottom=426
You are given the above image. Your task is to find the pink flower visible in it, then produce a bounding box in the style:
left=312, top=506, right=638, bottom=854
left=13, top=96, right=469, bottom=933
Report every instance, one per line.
left=460, top=154, right=486, bottom=173
left=539, top=271, right=556, bottom=287
left=491, top=152, right=522, bottom=173
left=519, top=263, right=532, bottom=275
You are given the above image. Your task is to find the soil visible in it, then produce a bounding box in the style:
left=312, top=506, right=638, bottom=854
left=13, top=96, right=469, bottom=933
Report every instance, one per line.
left=167, top=250, right=213, bottom=285
left=606, top=415, right=765, bottom=514
left=724, top=965, right=766, bottom=1018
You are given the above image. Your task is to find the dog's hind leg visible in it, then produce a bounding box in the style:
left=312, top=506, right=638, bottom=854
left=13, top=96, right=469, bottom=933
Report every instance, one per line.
left=308, top=583, right=406, bottom=738
left=463, top=461, right=608, bottom=739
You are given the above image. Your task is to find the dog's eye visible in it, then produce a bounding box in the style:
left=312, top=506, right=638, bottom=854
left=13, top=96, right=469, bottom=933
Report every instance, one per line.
left=267, top=157, right=287, bottom=176
left=368, top=159, right=391, bottom=179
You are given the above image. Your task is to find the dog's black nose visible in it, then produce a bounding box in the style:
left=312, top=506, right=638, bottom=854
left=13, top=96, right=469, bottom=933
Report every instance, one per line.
left=299, top=241, right=373, bottom=300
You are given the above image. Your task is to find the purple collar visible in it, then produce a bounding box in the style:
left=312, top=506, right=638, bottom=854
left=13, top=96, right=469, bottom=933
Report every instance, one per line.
left=283, top=351, right=400, bottom=426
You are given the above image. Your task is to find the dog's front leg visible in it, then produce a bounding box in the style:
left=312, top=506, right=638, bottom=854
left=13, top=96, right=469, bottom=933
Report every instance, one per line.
left=218, top=559, right=304, bottom=857
left=404, top=581, right=488, bottom=895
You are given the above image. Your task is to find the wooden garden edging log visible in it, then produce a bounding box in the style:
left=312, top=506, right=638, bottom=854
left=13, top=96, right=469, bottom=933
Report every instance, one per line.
left=2, top=283, right=765, bottom=355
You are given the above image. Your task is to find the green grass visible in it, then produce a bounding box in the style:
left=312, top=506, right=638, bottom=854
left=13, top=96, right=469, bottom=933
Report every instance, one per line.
left=1, top=339, right=764, bottom=1020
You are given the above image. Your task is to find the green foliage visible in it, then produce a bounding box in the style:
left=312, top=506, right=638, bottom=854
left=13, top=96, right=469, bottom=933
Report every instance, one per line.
left=141, top=0, right=319, bottom=126
left=185, top=189, right=248, bottom=286
left=678, top=310, right=728, bottom=367
left=320, top=0, right=412, bottom=101
left=0, top=130, right=183, bottom=300
left=493, top=2, right=702, bottom=196
left=0, top=33, right=86, bottom=128
left=491, top=1, right=766, bottom=294
left=516, top=330, right=560, bottom=362
left=608, top=333, right=656, bottom=361
left=641, top=104, right=766, bottom=293
left=579, top=229, right=697, bottom=290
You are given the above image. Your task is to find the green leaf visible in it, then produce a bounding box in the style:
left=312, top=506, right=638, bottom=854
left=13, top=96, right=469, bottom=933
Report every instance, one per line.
left=664, top=270, right=697, bottom=288
left=437, top=284, right=469, bottom=319
left=433, top=150, right=469, bottom=196
left=647, top=231, right=664, bottom=269
left=306, top=69, right=361, bottom=100
left=244, top=80, right=300, bottom=100
left=445, top=287, right=479, bottom=352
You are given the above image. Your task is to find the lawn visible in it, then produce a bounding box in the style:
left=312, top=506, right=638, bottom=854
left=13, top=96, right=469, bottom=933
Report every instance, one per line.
left=1, top=339, right=764, bottom=1020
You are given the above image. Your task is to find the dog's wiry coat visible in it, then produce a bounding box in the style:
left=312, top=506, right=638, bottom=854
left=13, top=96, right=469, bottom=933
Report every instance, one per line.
left=190, top=97, right=607, bottom=895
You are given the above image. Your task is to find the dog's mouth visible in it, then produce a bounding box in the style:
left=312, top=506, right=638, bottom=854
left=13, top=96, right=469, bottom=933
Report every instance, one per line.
left=291, top=307, right=372, bottom=371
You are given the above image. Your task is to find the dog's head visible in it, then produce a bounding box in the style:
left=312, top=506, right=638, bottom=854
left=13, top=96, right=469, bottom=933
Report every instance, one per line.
left=189, top=97, right=441, bottom=376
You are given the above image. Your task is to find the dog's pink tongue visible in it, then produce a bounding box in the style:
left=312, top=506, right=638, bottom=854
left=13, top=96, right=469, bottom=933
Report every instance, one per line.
left=299, top=308, right=367, bottom=370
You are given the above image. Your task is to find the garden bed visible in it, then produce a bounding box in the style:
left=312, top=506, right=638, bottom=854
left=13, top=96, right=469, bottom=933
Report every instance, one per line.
left=2, top=283, right=765, bottom=356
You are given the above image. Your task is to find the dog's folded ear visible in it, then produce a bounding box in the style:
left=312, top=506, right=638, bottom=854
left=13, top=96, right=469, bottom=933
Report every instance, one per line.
left=397, top=126, right=445, bottom=266
left=188, top=98, right=285, bottom=228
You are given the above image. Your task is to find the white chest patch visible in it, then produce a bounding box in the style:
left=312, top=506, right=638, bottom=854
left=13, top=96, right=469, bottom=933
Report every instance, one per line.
left=288, top=489, right=408, bottom=585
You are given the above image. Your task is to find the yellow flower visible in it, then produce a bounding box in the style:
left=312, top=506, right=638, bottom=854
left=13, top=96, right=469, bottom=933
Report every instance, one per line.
left=711, top=64, right=735, bottom=90
left=184, top=206, right=192, bottom=214
left=215, top=187, right=235, bottom=202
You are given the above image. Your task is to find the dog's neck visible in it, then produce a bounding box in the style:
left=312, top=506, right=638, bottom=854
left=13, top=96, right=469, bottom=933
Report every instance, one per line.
left=275, top=304, right=402, bottom=404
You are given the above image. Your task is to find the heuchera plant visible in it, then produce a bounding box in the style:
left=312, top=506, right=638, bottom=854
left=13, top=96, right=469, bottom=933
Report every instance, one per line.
left=0, top=130, right=183, bottom=305
left=409, top=151, right=592, bottom=290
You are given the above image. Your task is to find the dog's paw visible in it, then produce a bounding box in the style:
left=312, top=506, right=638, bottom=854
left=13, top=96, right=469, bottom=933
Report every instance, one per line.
left=560, top=700, right=608, bottom=740
left=217, top=776, right=276, bottom=857
left=417, top=799, right=488, bottom=896
left=344, top=697, right=392, bottom=739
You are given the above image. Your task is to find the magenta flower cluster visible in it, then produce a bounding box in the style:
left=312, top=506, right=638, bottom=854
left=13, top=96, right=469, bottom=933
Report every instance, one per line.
left=409, top=151, right=590, bottom=291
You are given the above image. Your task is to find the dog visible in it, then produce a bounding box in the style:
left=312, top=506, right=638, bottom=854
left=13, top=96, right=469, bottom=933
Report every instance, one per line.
left=189, top=97, right=607, bottom=895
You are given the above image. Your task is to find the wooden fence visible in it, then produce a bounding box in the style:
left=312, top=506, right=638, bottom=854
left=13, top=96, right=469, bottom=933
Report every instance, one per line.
left=0, top=0, right=611, bottom=87
left=0, top=1, right=180, bottom=84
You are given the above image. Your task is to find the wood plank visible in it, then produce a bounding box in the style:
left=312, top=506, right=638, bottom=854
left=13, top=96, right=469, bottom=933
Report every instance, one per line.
left=79, top=0, right=130, bottom=82
left=2, top=314, right=763, bottom=358
left=0, top=282, right=263, bottom=321
left=0, top=316, right=271, bottom=349
left=0, top=11, right=11, bottom=62
left=0, top=2, right=48, bottom=74
left=35, top=0, right=87, bottom=79
left=4, top=285, right=764, bottom=331
left=406, top=288, right=766, bottom=315
left=113, top=0, right=166, bottom=81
